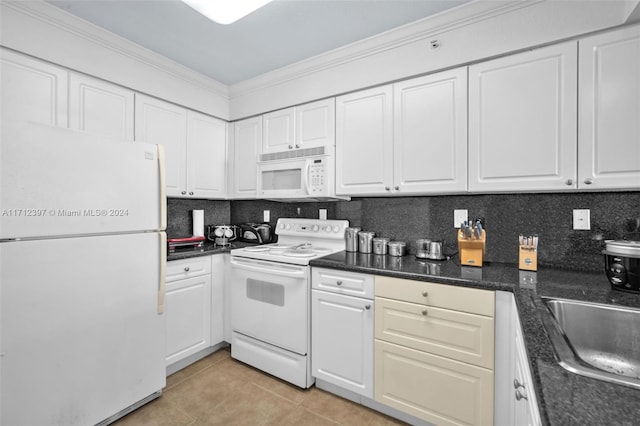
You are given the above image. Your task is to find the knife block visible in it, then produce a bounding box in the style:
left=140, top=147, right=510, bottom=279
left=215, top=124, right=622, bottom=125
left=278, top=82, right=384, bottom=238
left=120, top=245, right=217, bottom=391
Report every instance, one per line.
left=458, top=229, right=486, bottom=267
left=519, top=246, right=538, bottom=271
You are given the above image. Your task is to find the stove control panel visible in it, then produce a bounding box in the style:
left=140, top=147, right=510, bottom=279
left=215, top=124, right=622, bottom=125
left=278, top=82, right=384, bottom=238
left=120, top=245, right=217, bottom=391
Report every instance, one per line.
left=276, top=218, right=349, bottom=239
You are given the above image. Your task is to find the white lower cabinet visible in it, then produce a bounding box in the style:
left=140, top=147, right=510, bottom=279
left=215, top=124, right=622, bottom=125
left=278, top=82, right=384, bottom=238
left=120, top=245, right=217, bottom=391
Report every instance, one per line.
left=374, top=276, right=495, bottom=426
left=165, top=256, right=212, bottom=367
left=311, top=268, right=374, bottom=398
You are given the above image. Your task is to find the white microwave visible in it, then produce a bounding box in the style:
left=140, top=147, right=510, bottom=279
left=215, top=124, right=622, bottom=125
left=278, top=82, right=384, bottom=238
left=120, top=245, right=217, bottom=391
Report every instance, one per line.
left=256, top=147, right=349, bottom=202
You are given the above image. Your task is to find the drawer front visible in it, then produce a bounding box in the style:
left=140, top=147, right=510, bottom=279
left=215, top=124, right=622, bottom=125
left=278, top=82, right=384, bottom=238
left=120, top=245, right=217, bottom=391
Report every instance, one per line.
left=375, top=340, right=494, bottom=426
left=375, top=275, right=494, bottom=317
left=312, top=267, right=374, bottom=299
left=375, top=297, right=494, bottom=368
left=166, top=256, right=212, bottom=282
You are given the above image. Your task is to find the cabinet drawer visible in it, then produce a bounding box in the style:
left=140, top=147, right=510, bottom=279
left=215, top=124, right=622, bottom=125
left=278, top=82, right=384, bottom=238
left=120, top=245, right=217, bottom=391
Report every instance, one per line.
left=375, top=275, right=494, bottom=317
left=312, top=267, right=374, bottom=299
left=375, top=297, right=494, bottom=368
left=375, top=340, right=493, bottom=426
left=166, top=256, right=211, bottom=282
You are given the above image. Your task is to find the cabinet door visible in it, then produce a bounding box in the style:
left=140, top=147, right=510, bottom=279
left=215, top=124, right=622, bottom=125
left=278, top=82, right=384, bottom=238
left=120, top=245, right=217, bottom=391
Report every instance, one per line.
left=393, top=68, right=468, bottom=194
left=135, top=94, right=187, bottom=197
left=296, top=98, right=335, bottom=150
left=336, top=86, right=394, bottom=195
left=578, top=25, right=640, bottom=190
left=311, top=289, right=373, bottom=398
left=186, top=110, right=226, bottom=199
left=210, top=255, right=224, bottom=346
left=229, top=116, right=262, bottom=198
left=263, top=107, right=295, bottom=154
left=165, top=274, right=212, bottom=366
left=375, top=340, right=493, bottom=426
left=0, top=48, right=68, bottom=126
left=468, top=42, right=578, bottom=192
left=69, top=72, right=134, bottom=140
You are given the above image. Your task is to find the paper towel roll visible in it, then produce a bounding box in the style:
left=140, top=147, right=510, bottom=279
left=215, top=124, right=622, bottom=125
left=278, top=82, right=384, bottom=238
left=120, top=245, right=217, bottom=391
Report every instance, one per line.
left=192, top=210, right=204, bottom=237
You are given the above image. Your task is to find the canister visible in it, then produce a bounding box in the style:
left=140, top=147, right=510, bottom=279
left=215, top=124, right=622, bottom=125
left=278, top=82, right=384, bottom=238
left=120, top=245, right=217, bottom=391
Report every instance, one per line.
left=358, top=231, right=375, bottom=253
left=388, top=241, right=407, bottom=257
left=344, top=227, right=361, bottom=252
left=372, top=237, right=390, bottom=255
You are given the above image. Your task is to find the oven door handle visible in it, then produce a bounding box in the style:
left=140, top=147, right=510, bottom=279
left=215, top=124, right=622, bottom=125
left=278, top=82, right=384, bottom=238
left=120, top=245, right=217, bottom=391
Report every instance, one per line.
left=230, top=257, right=307, bottom=277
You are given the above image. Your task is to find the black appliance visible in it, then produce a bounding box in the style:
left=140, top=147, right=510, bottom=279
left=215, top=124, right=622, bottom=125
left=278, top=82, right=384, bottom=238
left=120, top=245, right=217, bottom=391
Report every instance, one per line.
left=603, top=240, right=640, bottom=293
left=237, top=223, right=273, bottom=244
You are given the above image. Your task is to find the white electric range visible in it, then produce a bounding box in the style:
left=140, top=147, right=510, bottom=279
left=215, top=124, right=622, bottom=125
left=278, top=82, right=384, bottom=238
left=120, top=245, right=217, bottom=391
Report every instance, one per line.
left=229, top=218, right=349, bottom=388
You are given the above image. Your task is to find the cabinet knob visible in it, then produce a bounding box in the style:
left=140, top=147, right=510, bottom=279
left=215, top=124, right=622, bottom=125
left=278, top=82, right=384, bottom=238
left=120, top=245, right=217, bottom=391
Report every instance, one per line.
left=295, top=144, right=300, bottom=149
left=385, top=186, right=390, bottom=191
left=365, top=304, right=371, bottom=310
left=336, top=280, right=342, bottom=286
left=189, top=191, right=194, bottom=195
left=565, top=179, right=573, bottom=186
left=288, top=145, right=293, bottom=149
left=184, top=267, right=190, bottom=272
left=584, top=178, right=593, bottom=185
left=181, top=190, right=187, bottom=195
left=422, top=291, right=428, bottom=297
left=515, top=389, right=528, bottom=401
left=421, top=309, right=428, bottom=316
left=513, top=379, right=524, bottom=389
left=395, top=186, right=399, bottom=191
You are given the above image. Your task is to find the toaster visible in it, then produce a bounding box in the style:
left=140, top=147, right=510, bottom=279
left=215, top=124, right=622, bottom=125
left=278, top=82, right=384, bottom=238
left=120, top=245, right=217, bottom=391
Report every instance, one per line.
left=603, top=240, right=640, bottom=293
left=237, top=223, right=273, bottom=244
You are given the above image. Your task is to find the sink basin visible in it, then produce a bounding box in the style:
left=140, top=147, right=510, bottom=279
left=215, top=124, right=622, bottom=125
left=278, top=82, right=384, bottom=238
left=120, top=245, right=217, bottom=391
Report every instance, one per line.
left=540, top=297, right=640, bottom=389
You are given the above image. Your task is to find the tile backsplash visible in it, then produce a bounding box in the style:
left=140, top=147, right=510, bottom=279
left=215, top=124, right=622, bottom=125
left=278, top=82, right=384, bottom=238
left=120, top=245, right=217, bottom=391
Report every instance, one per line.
left=170, top=192, right=639, bottom=272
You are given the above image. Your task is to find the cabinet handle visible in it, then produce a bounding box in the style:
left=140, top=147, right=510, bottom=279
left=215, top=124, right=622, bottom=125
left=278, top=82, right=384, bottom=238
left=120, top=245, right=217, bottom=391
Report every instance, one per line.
left=584, top=178, right=593, bottom=185
left=514, top=379, right=524, bottom=389
left=365, top=304, right=371, bottom=310
left=184, top=267, right=190, bottom=272
left=515, top=389, right=528, bottom=401
left=421, top=309, right=428, bottom=316
left=295, top=144, right=300, bottom=149
left=422, top=291, right=428, bottom=297
left=288, top=145, right=293, bottom=149
left=385, top=186, right=390, bottom=191
left=189, top=191, right=194, bottom=195
left=336, top=280, right=342, bottom=286
left=565, top=179, right=573, bottom=186
left=181, top=190, right=187, bottom=195
left=395, top=186, right=399, bottom=191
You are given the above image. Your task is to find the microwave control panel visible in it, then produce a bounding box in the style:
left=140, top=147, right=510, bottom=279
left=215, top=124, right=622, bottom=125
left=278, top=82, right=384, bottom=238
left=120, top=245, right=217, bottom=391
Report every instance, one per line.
left=309, top=159, right=325, bottom=193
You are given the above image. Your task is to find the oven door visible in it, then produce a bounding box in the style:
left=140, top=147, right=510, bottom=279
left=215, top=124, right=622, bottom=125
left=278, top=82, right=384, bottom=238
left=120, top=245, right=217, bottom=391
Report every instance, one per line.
left=230, top=256, right=309, bottom=354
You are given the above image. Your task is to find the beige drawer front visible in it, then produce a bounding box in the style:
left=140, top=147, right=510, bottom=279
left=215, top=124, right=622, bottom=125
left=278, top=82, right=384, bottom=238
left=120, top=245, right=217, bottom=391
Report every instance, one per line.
left=375, top=297, right=494, bottom=369
left=375, top=275, right=494, bottom=317
left=375, top=340, right=494, bottom=426
left=312, top=267, right=374, bottom=299
left=166, top=256, right=212, bottom=282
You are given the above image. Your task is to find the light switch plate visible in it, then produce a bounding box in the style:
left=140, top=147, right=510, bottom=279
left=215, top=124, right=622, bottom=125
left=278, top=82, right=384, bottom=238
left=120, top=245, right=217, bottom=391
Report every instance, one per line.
left=454, top=209, right=468, bottom=228
left=573, top=209, right=590, bottom=230
left=319, top=209, right=327, bottom=220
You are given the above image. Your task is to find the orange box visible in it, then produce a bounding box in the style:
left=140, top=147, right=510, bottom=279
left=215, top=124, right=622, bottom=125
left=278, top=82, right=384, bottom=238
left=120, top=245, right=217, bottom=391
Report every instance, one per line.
left=458, top=229, right=486, bottom=267
left=519, top=246, right=538, bottom=271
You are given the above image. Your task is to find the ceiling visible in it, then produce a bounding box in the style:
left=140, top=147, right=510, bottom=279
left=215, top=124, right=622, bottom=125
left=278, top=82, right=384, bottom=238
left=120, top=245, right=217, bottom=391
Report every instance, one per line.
left=47, top=0, right=471, bottom=86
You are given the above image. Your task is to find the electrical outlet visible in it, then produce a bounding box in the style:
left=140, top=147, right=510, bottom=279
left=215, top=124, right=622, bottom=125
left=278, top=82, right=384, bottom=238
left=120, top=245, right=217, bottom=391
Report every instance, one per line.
left=573, top=209, right=590, bottom=230
left=454, top=209, right=468, bottom=228
left=319, top=209, right=327, bottom=220
left=263, top=210, right=270, bottom=223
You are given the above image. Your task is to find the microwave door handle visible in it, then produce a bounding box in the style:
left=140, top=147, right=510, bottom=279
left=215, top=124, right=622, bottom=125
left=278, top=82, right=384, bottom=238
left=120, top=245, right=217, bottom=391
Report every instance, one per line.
left=303, top=160, right=312, bottom=195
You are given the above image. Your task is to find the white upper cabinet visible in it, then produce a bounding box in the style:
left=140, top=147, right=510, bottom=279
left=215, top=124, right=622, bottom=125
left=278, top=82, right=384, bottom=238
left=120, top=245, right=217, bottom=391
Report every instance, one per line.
left=262, top=98, right=335, bottom=154
left=186, top=110, right=227, bottom=199
left=336, top=85, right=394, bottom=195
left=0, top=49, right=68, bottom=127
left=393, top=68, right=468, bottom=193
left=336, top=68, right=467, bottom=196
left=228, top=116, right=262, bottom=199
left=469, top=42, right=578, bottom=192
left=578, top=25, right=640, bottom=190
left=69, top=72, right=134, bottom=140
left=135, top=94, right=187, bottom=197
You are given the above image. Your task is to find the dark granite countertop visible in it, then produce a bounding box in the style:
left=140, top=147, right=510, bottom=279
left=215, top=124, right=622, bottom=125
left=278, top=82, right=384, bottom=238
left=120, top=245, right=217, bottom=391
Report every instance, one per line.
left=310, top=251, right=640, bottom=426
left=167, top=241, right=256, bottom=261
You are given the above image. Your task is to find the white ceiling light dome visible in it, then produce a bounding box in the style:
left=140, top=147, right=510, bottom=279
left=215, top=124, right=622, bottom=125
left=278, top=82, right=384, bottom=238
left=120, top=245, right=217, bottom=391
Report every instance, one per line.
left=181, top=0, right=273, bottom=25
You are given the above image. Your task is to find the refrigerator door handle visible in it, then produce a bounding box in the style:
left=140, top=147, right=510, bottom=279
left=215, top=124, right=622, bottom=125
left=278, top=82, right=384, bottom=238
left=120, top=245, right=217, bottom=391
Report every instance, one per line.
left=157, top=144, right=167, bottom=231
left=158, top=231, right=167, bottom=314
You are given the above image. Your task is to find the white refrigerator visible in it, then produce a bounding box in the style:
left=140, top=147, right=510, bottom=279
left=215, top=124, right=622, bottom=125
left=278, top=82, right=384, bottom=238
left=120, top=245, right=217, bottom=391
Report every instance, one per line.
left=0, top=122, right=168, bottom=425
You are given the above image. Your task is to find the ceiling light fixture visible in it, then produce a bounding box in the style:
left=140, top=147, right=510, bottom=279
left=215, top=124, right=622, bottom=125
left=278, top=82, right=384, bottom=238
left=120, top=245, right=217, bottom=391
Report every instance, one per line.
left=181, top=0, right=273, bottom=25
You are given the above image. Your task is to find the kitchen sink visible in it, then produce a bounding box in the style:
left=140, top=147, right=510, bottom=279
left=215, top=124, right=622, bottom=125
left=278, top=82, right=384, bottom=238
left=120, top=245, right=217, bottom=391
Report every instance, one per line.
left=539, top=297, right=640, bottom=389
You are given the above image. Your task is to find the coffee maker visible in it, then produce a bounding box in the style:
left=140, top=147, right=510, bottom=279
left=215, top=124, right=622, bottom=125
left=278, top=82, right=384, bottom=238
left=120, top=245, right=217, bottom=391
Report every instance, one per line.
left=207, top=225, right=238, bottom=246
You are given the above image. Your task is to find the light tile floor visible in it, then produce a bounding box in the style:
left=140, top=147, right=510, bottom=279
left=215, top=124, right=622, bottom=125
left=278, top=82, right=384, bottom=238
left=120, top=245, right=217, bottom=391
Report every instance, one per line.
left=113, top=347, right=406, bottom=426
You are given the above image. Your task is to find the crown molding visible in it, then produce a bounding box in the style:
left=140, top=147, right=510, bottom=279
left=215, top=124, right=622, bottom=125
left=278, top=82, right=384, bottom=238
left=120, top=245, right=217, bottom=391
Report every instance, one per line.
left=1, top=0, right=229, bottom=117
